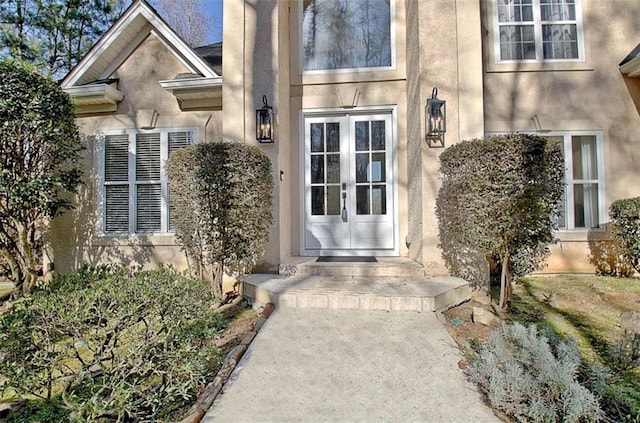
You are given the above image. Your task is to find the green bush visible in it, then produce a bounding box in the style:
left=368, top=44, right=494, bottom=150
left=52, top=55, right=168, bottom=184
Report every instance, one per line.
left=166, top=141, right=273, bottom=297
left=437, top=134, right=565, bottom=307
left=0, top=266, right=225, bottom=421
left=0, top=59, right=83, bottom=295
left=610, top=197, right=640, bottom=274
left=468, top=322, right=601, bottom=422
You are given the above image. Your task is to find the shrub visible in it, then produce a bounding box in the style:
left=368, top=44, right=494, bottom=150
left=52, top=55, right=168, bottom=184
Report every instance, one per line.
left=437, top=134, right=565, bottom=307
left=609, top=197, right=640, bottom=274
left=0, top=266, right=225, bottom=421
left=0, top=59, right=83, bottom=295
left=468, top=322, right=601, bottom=422
left=166, top=141, right=273, bottom=298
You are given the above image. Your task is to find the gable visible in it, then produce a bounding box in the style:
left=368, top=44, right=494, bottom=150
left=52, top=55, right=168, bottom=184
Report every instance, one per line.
left=62, top=0, right=222, bottom=113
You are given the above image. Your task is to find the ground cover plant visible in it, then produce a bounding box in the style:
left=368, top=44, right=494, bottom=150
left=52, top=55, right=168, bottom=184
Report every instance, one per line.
left=509, top=275, right=640, bottom=421
left=0, top=266, right=227, bottom=421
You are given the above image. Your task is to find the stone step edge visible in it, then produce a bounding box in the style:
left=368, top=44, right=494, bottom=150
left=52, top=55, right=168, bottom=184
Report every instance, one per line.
left=241, top=282, right=470, bottom=312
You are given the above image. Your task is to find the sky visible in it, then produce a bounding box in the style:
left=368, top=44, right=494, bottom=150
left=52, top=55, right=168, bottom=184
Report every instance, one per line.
left=205, top=0, right=224, bottom=43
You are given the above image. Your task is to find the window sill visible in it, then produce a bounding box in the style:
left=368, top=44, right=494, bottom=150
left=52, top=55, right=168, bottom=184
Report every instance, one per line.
left=486, top=61, right=594, bottom=74
left=93, top=234, right=178, bottom=247
left=556, top=228, right=609, bottom=242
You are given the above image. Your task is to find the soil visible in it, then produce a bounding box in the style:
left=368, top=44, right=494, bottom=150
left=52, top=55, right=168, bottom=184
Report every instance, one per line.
left=440, top=297, right=503, bottom=364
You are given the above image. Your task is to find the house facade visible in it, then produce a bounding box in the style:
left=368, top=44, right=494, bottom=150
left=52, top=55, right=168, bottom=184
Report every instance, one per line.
left=49, top=0, right=640, bottom=279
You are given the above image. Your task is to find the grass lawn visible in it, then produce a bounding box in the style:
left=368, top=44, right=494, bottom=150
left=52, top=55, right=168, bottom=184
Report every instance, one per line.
left=510, top=274, right=640, bottom=420
left=511, top=274, right=640, bottom=363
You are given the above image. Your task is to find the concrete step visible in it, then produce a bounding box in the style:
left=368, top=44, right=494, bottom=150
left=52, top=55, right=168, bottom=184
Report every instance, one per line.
left=278, top=257, right=425, bottom=277
left=240, top=274, right=470, bottom=312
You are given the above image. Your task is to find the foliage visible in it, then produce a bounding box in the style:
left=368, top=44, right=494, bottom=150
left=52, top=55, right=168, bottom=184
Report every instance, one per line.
left=588, top=238, right=634, bottom=278
left=165, top=141, right=273, bottom=298
left=509, top=275, right=640, bottom=422
left=0, top=266, right=225, bottom=421
left=7, top=399, right=70, bottom=423
left=0, top=0, right=125, bottom=77
left=436, top=134, right=565, bottom=307
left=609, top=197, right=640, bottom=274
left=0, top=59, right=83, bottom=295
left=468, top=322, right=601, bottom=423
left=151, top=0, right=214, bottom=47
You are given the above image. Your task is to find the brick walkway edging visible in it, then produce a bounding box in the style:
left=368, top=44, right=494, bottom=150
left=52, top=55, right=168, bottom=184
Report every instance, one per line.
left=178, top=302, right=276, bottom=423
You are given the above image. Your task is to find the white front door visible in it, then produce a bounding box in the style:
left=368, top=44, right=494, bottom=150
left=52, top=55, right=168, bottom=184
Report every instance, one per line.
left=303, top=113, right=396, bottom=255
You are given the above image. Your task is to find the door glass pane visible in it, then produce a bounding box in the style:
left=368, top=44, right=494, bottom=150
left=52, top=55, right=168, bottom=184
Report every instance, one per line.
left=327, top=154, right=340, bottom=183
left=371, top=153, right=385, bottom=182
left=310, top=123, right=324, bottom=152
left=355, top=121, right=369, bottom=151
left=311, top=186, right=324, bottom=215
left=372, top=185, right=387, bottom=215
left=326, top=123, right=340, bottom=152
left=326, top=186, right=340, bottom=215
left=371, top=121, right=386, bottom=150
left=356, top=186, right=370, bottom=215
left=356, top=153, right=369, bottom=183
left=311, top=155, right=324, bottom=183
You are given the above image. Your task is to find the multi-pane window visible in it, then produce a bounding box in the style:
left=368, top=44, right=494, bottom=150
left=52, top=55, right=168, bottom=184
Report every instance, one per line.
left=102, top=130, right=194, bottom=234
left=546, top=133, right=603, bottom=230
left=301, top=0, right=392, bottom=71
left=494, top=0, right=583, bottom=62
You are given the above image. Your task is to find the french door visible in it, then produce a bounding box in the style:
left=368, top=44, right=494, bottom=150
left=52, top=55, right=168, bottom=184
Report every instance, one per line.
left=303, top=113, right=395, bottom=255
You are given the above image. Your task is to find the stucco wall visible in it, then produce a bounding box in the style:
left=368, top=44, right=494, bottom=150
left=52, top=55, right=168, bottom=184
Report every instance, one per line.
left=481, top=0, right=640, bottom=273
left=47, top=33, right=222, bottom=276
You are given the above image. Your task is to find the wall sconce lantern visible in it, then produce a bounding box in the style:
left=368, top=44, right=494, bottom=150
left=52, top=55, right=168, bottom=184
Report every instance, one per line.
left=256, top=95, right=274, bottom=143
left=425, top=87, right=446, bottom=148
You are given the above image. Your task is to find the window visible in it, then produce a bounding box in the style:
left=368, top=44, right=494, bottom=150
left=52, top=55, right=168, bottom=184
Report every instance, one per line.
left=301, top=0, right=392, bottom=71
left=101, top=130, right=194, bottom=234
left=547, top=132, right=603, bottom=230
left=494, top=0, right=584, bottom=62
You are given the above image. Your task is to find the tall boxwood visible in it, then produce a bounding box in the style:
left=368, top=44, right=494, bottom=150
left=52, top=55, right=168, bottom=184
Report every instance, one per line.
left=609, top=197, right=640, bottom=274
left=436, top=134, right=564, bottom=307
left=166, top=141, right=273, bottom=297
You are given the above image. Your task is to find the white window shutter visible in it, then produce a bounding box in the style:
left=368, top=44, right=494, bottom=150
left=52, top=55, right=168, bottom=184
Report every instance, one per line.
left=136, top=184, right=162, bottom=232
left=104, top=134, right=129, bottom=232
left=136, top=133, right=161, bottom=181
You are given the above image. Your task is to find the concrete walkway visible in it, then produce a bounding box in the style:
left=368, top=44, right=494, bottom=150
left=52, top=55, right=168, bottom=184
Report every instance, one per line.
left=203, top=307, right=500, bottom=422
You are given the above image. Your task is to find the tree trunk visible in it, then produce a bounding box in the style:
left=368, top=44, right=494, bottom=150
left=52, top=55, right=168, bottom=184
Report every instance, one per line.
left=212, top=262, right=223, bottom=300
left=499, top=251, right=510, bottom=309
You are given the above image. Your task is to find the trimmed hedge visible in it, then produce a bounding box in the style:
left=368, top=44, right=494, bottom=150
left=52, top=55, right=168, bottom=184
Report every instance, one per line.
left=166, top=141, right=273, bottom=297
left=610, top=197, right=640, bottom=274
left=437, top=134, right=564, bottom=306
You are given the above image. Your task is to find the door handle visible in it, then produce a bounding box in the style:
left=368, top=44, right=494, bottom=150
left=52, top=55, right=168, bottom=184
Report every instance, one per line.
left=341, top=191, right=348, bottom=222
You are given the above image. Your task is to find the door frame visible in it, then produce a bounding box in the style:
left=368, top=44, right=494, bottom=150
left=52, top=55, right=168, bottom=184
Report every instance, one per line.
left=299, top=106, right=399, bottom=256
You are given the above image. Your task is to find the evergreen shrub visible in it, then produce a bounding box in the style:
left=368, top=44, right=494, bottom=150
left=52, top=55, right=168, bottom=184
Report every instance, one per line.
left=165, top=141, right=273, bottom=297
left=609, top=197, right=640, bottom=274
left=0, top=266, right=225, bottom=421
left=436, top=134, right=564, bottom=307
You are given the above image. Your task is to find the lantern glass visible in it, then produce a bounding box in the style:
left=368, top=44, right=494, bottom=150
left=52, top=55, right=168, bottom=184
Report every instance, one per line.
left=256, top=95, right=274, bottom=143
left=425, top=87, right=446, bottom=148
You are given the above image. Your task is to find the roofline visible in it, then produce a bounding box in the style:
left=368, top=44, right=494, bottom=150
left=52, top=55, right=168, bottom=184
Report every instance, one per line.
left=62, top=0, right=217, bottom=88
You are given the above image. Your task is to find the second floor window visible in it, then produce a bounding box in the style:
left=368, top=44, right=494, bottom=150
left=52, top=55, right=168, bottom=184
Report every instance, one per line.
left=494, top=0, right=584, bottom=62
left=302, top=0, right=392, bottom=72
